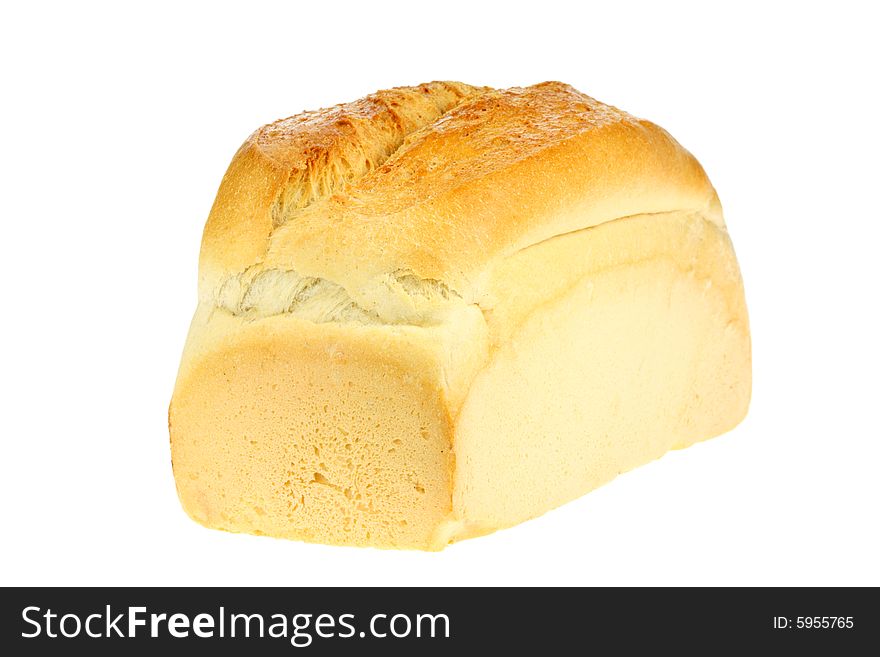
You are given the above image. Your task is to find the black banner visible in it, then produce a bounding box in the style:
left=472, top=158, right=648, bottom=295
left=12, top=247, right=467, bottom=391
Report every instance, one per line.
left=1, top=587, right=876, bottom=654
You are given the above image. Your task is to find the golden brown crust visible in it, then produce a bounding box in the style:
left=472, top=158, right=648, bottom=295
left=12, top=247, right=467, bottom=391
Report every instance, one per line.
left=198, top=82, right=486, bottom=288
left=198, top=82, right=721, bottom=318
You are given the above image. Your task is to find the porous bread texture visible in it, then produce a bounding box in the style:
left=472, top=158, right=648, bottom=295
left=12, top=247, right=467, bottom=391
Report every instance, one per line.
left=170, top=81, right=751, bottom=549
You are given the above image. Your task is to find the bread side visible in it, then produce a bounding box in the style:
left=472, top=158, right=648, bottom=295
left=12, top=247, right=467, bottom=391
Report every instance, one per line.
left=451, top=211, right=750, bottom=537
left=171, top=310, right=475, bottom=548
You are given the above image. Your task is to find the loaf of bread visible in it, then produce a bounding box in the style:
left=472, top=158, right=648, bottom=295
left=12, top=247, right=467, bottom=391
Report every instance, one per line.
left=169, top=81, right=750, bottom=550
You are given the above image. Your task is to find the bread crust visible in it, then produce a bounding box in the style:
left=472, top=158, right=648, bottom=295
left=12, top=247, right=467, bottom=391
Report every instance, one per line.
left=198, top=82, right=721, bottom=319
left=199, top=81, right=485, bottom=291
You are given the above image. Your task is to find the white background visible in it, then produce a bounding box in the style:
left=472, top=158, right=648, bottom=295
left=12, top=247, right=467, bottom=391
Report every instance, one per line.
left=2, top=1, right=877, bottom=586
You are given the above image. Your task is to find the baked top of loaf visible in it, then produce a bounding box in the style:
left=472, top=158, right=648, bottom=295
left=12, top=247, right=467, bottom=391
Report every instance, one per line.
left=201, top=81, right=722, bottom=326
